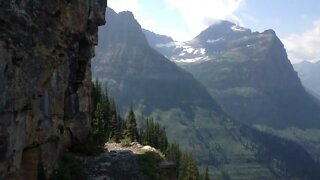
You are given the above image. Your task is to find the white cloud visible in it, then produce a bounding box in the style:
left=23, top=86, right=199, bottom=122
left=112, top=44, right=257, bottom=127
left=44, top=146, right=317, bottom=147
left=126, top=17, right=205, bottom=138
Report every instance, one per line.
left=241, top=13, right=259, bottom=23
left=159, top=28, right=191, bottom=42
left=108, top=0, right=244, bottom=41
left=164, top=0, right=244, bottom=36
left=108, top=0, right=141, bottom=13
left=283, top=19, right=320, bottom=63
left=108, top=0, right=191, bottom=41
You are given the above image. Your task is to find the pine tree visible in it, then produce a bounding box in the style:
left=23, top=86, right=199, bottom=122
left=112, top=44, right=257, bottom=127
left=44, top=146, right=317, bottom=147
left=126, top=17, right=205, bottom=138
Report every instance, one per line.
left=92, top=79, right=102, bottom=110
left=139, top=117, right=168, bottom=152
left=92, top=102, right=106, bottom=146
left=109, top=114, right=118, bottom=141
left=100, top=92, right=110, bottom=132
left=166, top=143, right=182, bottom=178
left=115, top=114, right=125, bottom=142
left=202, top=166, right=210, bottom=180
left=178, top=153, right=200, bottom=180
left=123, top=106, right=139, bottom=142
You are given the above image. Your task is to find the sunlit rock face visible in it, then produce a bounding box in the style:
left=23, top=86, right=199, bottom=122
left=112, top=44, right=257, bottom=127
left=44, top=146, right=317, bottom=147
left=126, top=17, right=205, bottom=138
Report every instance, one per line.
left=0, top=0, right=107, bottom=179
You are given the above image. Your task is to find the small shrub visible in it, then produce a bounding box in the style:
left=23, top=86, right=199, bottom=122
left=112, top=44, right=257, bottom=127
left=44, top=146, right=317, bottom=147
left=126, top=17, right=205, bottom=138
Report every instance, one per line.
left=120, top=138, right=131, bottom=147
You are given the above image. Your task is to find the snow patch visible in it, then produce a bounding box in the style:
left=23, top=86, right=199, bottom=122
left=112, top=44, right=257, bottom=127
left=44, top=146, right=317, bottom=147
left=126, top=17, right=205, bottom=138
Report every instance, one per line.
left=155, top=42, right=176, bottom=48
left=182, top=47, right=195, bottom=53
left=174, top=56, right=210, bottom=63
left=179, top=52, right=186, bottom=56
left=200, top=48, right=206, bottom=54
left=178, top=57, right=203, bottom=63
left=207, top=38, right=224, bottom=43
left=231, top=25, right=245, bottom=32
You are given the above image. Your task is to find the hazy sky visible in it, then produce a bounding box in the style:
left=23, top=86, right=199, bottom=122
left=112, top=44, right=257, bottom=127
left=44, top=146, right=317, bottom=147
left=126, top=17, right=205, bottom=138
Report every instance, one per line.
left=109, top=0, right=320, bottom=63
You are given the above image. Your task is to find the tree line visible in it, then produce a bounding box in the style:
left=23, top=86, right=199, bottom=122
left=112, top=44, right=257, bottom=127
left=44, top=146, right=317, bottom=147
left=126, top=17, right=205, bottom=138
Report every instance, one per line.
left=91, top=80, right=209, bottom=180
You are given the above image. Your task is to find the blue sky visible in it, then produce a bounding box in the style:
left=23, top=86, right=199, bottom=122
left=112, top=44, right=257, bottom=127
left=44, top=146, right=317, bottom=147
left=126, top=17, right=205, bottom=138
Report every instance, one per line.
left=109, top=0, right=320, bottom=63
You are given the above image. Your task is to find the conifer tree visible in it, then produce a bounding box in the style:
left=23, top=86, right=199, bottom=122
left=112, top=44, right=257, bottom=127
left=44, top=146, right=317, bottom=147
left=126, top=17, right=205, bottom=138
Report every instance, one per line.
left=109, top=114, right=118, bottom=141
left=178, top=153, right=200, bottom=180
left=166, top=143, right=182, bottom=177
left=92, top=102, right=106, bottom=146
left=117, top=114, right=125, bottom=140
left=100, top=92, right=110, bottom=131
left=92, top=79, right=102, bottom=110
left=123, top=106, right=139, bottom=142
left=139, top=117, right=168, bottom=152
left=202, top=166, right=210, bottom=180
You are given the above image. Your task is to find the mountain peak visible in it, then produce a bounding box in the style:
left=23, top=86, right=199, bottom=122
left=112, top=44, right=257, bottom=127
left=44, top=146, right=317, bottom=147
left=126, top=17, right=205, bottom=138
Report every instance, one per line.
left=263, top=29, right=276, bottom=35
left=118, top=11, right=135, bottom=18
left=206, top=20, right=249, bottom=31
left=99, top=8, right=148, bottom=48
left=142, top=29, right=174, bottom=47
left=194, top=20, right=251, bottom=42
left=214, top=20, right=236, bottom=27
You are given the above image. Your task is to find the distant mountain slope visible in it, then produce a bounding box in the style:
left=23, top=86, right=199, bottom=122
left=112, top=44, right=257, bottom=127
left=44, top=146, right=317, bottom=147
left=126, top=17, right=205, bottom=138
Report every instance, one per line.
left=145, top=21, right=320, bottom=129
left=93, top=9, right=220, bottom=115
left=293, top=61, right=320, bottom=99
left=142, top=29, right=177, bottom=60
left=92, top=8, right=320, bottom=179
left=142, top=29, right=173, bottom=47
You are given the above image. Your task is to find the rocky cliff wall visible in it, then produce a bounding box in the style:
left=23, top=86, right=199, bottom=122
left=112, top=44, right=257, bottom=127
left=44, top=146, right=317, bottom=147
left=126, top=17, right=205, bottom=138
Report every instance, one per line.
left=0, top=0, right=107, bottom=179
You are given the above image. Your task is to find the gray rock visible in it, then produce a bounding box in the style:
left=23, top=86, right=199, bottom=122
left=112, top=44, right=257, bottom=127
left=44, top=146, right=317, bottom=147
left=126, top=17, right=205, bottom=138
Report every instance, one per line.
left=0, top=0, right=107, bottom=179
left=85, top=151, right=150, bottom=180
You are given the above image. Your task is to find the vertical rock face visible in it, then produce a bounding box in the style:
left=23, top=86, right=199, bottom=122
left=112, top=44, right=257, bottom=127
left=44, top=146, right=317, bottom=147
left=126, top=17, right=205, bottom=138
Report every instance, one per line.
left=0, top=0, right=107, bottom=179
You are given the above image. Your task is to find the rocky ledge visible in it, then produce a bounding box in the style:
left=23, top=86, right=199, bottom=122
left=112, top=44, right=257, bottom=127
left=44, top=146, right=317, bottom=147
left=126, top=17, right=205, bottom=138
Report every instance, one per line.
left=0, top=0, right=107, bottom=179
left=85, top=143, right=176, bottom=180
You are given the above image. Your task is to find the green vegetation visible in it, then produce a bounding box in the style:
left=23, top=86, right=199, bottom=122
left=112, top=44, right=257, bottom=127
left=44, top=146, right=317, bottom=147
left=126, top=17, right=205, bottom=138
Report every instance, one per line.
left=201, top=166, right=210, bottom=180
left=178, top=153, right=200, bottom=180
left=139, top=117, right=169, bottom=152
left=223, top=86, right=261, bottom=97
left=137, top=152, right=163, bottom=179
left=88, top=81, right=320, bottom=180
left=165, top=143, right=203, bottom=180
left=255, top=125, right=320, bottom=161
left=71, top=80, right=123, bottom=155
left=91, top=80, right=205, bottom=179
left=123, top=107, right=139, bottom=142
left=91, top=80, right=141, bottom=145
left=50, top=153, right=86, bottom=180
